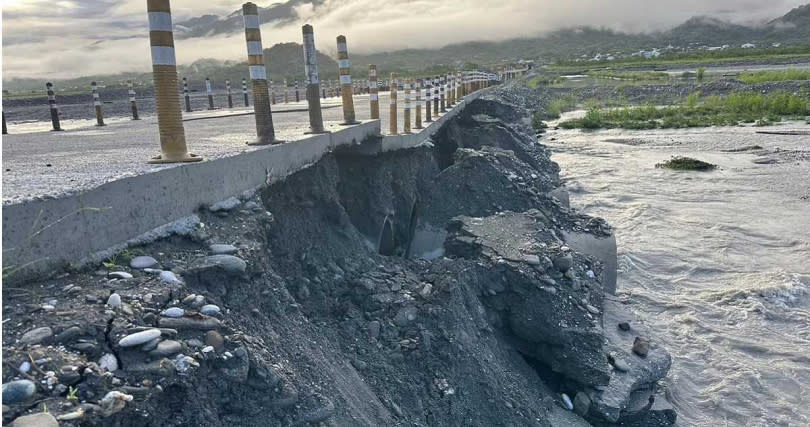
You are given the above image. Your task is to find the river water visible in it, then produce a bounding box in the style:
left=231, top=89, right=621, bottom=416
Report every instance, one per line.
left=546, top=115, right=810, bottom=426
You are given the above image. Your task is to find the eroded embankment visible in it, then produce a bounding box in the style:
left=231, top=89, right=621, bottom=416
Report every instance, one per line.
left=2, top=95, right=674, bottom=426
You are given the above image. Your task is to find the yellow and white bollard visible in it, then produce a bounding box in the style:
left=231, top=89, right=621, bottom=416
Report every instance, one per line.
left=369, top=64, right=379, bottom=120
left=415, top=79, right=422, bottom=129
left=242, top=1, right=278, bottom=145
left=425, top=78, right=433, bottom=123
left=337, top=35, right=358, bottom=125
left=302, top=24, right=326, bottom=134
left=147, top=0, right=201, bottom=163
left=403, top=78, right=411, bottom=134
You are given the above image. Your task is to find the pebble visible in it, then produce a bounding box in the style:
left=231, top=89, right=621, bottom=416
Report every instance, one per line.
left=553, top=254, right=574, bottom=272
left=209, top=197, right=241, bottom=212
left=162, top=307, right=185, bottom=318
left=573, top=392, right=591, bottom=417
left=159, top=270, right=183, bottom=285
left=367, top=321, right=381, bottom=340
left=183, top=294, right=197, bottom=304
left=522, top=254, right=541, bottom=265
left=19, top=362, right=31, bottom=373
left=191, top=295, right=206, bottom=308
left=209, top=244, right=238, bottom=255
left=130, top=256, right=158, bottom=269
left=54, top=326, right=82, bottom=344
left=118, top=329, right=162, bottom=347
left=3, top=380, right=36, bottom=404
left=585, top=304, right=599, bottom=315
left=140, top=337, right=161, bottom=352
left=106, top=293, right=121, bottom=308
left=108, top=271, right=133, bottom=280
left=611, top=357, right=630, bottom=372
left=561, top=393, right=574, bottom=410
left=11, top=412, right=59, bottom=427
left=200, top=255, right=246, bottom=274
left=200, top=304, right=221, bottom=316
left=205, top=330, right=224, bottom=349
left=419, top=283, right=433, bottom=298
left=585, top=270, right=595, bottom=279
left=20, top=327, right=53, bottom=346
left=633, top=337, right=650, bottom=357
left=99, top=391, right=133, bottom=417
left=99, top=353, right=118, bottom=372
left=618, top=322, right=631, bottom=331
left=244, top=201, right=262, bottom=211
left=393, top=306, right=418, bottom=326
left=148, top=340, right=182, bottom=357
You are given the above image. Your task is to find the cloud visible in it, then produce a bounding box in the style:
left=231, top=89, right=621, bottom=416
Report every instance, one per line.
left=2, top=0, right=806, bottom=79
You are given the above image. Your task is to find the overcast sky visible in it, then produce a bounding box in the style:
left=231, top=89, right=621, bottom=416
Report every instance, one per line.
left=2, top=0, right=805, bottom=79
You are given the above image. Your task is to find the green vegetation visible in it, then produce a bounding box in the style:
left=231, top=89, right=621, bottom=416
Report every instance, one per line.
left=532, top=114, right=549, bottom=132
left=546, top=95, right=578, bottom=119
left=527, top=75, right=564, bottom=88
left=559, top=91, right=809, bottom=130
left=586, top=71, right=669, bottom=81
left=737, top=68, right=810, bottom=83
left=697, top=67, right=706, bottom=82
left=655, top=157, right=717, bottom=171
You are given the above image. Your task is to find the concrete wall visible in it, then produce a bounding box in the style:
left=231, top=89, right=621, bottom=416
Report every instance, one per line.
left=3, top=92, right=484, bottom=282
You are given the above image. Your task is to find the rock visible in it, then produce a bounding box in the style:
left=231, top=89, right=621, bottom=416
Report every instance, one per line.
left=20, top=326, right=53, bottom=346
left=191, top=296, right=206, bottom=308
left=11, top=413, right=58, bottom=427
left=162, top=307, right=185, bottom=318
left=149, top=340, right=182, bottom=357
left=106, top=293, right=121, bottom=308
left=610, top=356, right=630, bottom=372
left=130, top=256, right=158, bottom=269
left=209, top=244, right=238, bottom=255
left=522, top=254, right=541, bottom=265
left=159, top=270, right=183, bottom=285
left=118, top=329, right=162, bottom=347
left=393, top=306, right=418, bottom=326
left=99, top=391, right=133, bottom=417
left=2, top=380, right=36, bottom=404
left=209, top=197, right=241, bottom=212
left=205, top=331, right=224, bottom=349
left=19, top=362, right=31, bottom=373
left=108, top=271, right=133, bottom=280
left=367, top=321, right=381, bottom=340
left=58, top=366, right=81, bottom=386
left=553, top=253, right=573, bottom=272
left=586, top=304, right=600, bottom=315
left=574, top=392, right=591, bottom=417
left=182, top=294, right=197, bottom=305
left=54, top=326, right=82, bottom=344
left=99, top=353, right=118, bottom=372
left=561, top=393, right=574, bottom=410
left=159, top=316, right=221, bottom=331
left=200, top=304, right=221, bottom=316
left=618, top=322, right=631, bottom=331
left=187, top=339, right=204, bottom=348
left=243, top=201, right=262, bottom=211
left=219, top=346, right=249, bottom=382
left=633, top=337, right=650, bottom=358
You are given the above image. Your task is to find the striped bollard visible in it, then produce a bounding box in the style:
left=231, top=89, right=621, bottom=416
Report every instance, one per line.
left=147, top=0, right=201, bottom=163
left=294, top=80, right=300, bottom=102
left=403, top=78, right=411, bottom=134
left=440, top=75, right=447, bottom=112
left=182, top=77, right=191, bottom=112
left=456, top=71, right=462, bottom=100
left=242, top=78, right=249, bottom=106
left=433, top=77, right=439, bottom=116
left=91, top=82, right=105, bottom=126
left=243, top=1, right=278, bottom=145
left=369, top=65, right=379, bottom=120
left=415, top=79, right=423, bottom=129
left=226, top=80, right=233, bottom=108
left=301, top=24, right=325, bottom=134
left=389, top=73, right=398, bottom=135
left=425, top=78, right=433, bottom=122
left=447, top=74, right=453, bottom=106
left=337, top=35, right=358, bottom=125
left=45, top=82, right=63, bottom=131
left=2, top=112, right=7, bottom=135
left=205, top=77, right=214, bottom=110
left=128, top=81, right=140, bottom=120
left=322, top=85, right=326, bottom=99
left=284, top=79, right=289, bottom=103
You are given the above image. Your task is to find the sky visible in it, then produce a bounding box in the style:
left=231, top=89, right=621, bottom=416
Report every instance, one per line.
left=2, top=0, right=806, bottom=79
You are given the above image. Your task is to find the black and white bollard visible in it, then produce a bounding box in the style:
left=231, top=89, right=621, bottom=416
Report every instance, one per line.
left=128, top=80, right=140, bottom=120
left=91, top=81, right=105, bottom=126
left=183, top=77, right=191, bottom=112
left=2, top=112, right=8, bottom=135
left=205, top=77, right=215, bottom=110
left=433, top=76, right=439, bottom=117
left=226, top=79, right=233, bottom=108
left=295, top=80, right=300, bottom=103
left=415, top=79, right=422, bottom=129
left=369, top=64, right=379, bottom=120
left=425, top=78, right=432, bottom=122
left=301, top=24, right=325, bottom=134
left=242, top=78, right=249, bottom=107
left=46, top=82, right=62, bottom=131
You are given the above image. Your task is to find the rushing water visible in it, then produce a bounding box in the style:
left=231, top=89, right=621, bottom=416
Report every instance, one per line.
left=546, top=115, right=810, bottom=427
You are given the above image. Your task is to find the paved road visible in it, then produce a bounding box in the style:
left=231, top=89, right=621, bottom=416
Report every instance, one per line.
left=2, top=90, right=464, bottom=204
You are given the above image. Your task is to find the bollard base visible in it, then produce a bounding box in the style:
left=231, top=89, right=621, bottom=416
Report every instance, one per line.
left=414, top=125, right=424, bottom=129
left=338, top=121, right=360, bottom=126
left=304, top=130, right=331, bottom=135
left=247, top=139, right=284, bottom=146
left=50, top=128, right=65, bottom=132
left=148, top=153, right=203, bottom=164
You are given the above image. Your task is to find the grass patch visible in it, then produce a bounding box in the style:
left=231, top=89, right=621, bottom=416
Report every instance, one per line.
left=545, top=95, right=578, bottom=119
left=527, top=75, right=565, bottom=88
left=737, top=68, right=810, bottom=84
left=655, top=156, right=716, bottom=171
left=559, top=91, right=809, bottom=130
left=586, top=71, right=669, bottom=81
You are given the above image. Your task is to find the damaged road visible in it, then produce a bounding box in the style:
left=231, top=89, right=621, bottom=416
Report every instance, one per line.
left=2, top=89, right=676, bottom=426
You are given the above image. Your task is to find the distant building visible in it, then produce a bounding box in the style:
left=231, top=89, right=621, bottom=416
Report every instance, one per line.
left=772, top=42, right=782, bottom=47
left=741, top=43, right=756, bottom=49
